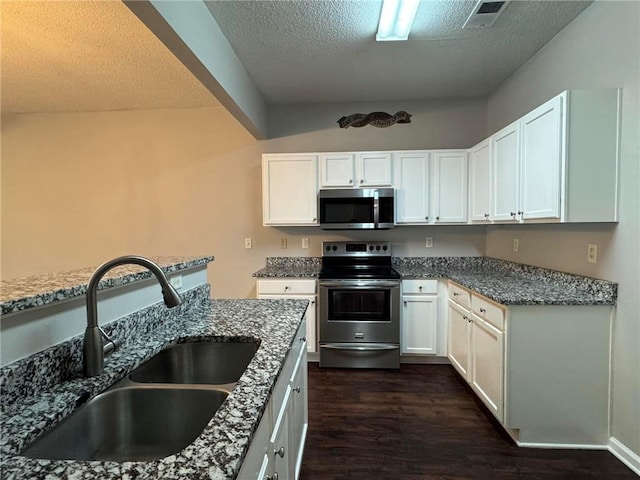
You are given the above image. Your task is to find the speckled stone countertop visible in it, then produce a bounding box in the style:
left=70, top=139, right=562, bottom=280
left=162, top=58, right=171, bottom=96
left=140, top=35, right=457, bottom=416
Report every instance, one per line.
left=253, top=256, right=617, bottom=306
left=0, top=295, right=309, bottom=480
left=0, top=256, right=214, bottom=316
left=252, top=257, right=321, bottom=278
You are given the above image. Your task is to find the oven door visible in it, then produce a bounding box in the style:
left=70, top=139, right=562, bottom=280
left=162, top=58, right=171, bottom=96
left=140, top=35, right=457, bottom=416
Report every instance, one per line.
left=319, top=280, right=400, bottom=344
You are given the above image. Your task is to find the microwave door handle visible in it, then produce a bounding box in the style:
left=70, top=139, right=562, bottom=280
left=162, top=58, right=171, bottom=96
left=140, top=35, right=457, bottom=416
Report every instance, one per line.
left=373, top=190, right=379, bottom=229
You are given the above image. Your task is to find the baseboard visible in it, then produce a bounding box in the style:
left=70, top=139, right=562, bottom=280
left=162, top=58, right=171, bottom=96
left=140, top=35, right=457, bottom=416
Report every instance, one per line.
left=516, top=441, right=608, bottom=450
left=609, top=437, right=640, bottom=476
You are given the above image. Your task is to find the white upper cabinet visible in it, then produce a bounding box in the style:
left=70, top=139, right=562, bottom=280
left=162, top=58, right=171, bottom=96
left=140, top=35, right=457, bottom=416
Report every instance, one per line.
left=491, top=122, right=520, bottom=222
left=519, top=94, right=564, bottom=221
left=319, top=152, right=392, bottom=188
left=319, top=153, right=355, bottom=187
left=468, top=139, right=491, bottom=223
left=486, top=89, right=620, bottom=223
left=394, top=150, right=468, bottom=225
left=432, top=151, right=468, bottom=223
left=262, top=154, right=318, bottom=226
left=394, top=151, right=430, bottom=224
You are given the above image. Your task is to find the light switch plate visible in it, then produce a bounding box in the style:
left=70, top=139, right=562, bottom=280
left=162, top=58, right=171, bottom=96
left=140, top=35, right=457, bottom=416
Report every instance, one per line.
left=587, top=244, right=598, bottom=263
left=244, top=238, right=252, bottom=249
left=280, top=238, right=287, bottom=249
left=425, top=237, right=433, bottom=248
left=513, top=238, right=519, bottom=252
left=302, top=238, right=310, bottom=249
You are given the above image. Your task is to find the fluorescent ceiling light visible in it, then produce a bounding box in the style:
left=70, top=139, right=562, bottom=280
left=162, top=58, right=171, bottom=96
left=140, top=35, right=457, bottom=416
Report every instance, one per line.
left=376, top=0, right=420, bottom=41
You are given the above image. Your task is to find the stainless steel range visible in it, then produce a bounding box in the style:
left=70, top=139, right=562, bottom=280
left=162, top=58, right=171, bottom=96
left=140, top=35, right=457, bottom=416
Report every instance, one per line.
left=318, top=241, right=401, bottom=369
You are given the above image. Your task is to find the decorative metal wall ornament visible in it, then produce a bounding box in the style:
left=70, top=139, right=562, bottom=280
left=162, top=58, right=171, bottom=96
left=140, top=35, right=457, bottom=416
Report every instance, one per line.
left=337, top=111, right=412, bottom=129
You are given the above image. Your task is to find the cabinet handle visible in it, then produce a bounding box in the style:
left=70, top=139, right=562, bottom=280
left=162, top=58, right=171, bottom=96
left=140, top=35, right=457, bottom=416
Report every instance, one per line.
left=436, top=216, right=440, bottom=221
left=418, top=285, right=423, bottom=291
left=275, top=447, right=285, bottom=458
left=266, top=474, right=279, bottom=480
left=425, top=216, right=429, bottom=221
left=479, top=308, right=486, bottom=314
left=518, top=210, right=524, bottom=216
left=484, top=213, right=490, bottom=219
left=311, top=300, right=315, bottom=305
left=349, top=179, right=353, bottom=184
left=312, top=217, right=317, bottom=222
left=300, top=337, right=306, bottom=342
left=360, top=179, right=364, bottom=184
left=284, top=285, right=289, bottom=290
left=453, top=292, right=459, bottom=297
left=295, top=385, right=301, bottom=393
left=510, top=211, right=516, bottom=217
left=404, top=301, right=407, bottom=306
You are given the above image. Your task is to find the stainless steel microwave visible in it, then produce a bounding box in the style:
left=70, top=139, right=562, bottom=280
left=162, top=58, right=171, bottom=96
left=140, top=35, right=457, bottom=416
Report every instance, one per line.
left=318, top=188, right=395, bottom=230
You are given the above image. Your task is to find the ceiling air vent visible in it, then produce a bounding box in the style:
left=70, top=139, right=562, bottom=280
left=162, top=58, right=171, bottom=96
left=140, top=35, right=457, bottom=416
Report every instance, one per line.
left=462, top=0, right=510, bottom=29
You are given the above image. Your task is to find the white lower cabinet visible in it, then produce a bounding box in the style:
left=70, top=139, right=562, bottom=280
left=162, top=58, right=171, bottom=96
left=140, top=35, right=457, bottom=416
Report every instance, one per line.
left=401, top=280, right=438, bottom=355
left=447, top=281, right=612, bottom=446
left=448, top=284, right=506, bottom=423
left=257, top=279, right=317, bottom=354
left=469, top=313, right=504, bottom=421
left=237, top=319, right=308, bottom=480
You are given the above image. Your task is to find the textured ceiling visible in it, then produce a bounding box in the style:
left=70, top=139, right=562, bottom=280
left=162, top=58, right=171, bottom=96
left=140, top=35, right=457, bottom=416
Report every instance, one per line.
left=0, top=0, right=220, bottom=114
left=205, top=0, right=593, bottom=104
left=0, top=0, right=592, bottom=114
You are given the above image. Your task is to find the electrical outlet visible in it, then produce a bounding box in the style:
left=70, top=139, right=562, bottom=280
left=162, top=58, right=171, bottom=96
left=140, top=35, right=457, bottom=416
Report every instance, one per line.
left=280, top=238, right=287, bottom=249
left=169, top=275, right=183, bottom=291
left=425, top=237, right=433, bottom=248
left=513, top=238, right=519, bottom=252
left=587, top=244, right=598, bottom=263
left=244, top=238, right=252, bottom=249
left=302, top=238, right=310, bottom=249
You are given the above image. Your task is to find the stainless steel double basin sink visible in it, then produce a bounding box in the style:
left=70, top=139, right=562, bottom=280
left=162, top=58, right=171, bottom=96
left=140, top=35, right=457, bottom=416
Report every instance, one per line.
left=21, top=339, right=259, bottom=462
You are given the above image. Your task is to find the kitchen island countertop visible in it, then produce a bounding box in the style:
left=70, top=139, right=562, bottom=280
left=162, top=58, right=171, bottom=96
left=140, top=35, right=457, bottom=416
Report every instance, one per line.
left=0, top=296, right=309, bottom=480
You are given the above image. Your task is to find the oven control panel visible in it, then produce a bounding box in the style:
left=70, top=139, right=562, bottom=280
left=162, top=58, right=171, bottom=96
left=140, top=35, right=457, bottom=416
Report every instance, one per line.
left=322, top=241, right=391, bottom=257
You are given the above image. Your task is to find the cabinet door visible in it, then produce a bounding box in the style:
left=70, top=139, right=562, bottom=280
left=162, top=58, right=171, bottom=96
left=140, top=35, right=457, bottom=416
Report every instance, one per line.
left=491, top=123, right=520, bottom=222
left=320, top=153, right=355, bottom=187
left=289, top=348, right=308, bottom=480
left=470, top=315, right=504, bottom=422
left=469, top=139, right=491, bottom=222
left=394, top=152, right=430, bottom=224
left=519, top=94, right=564, bottom=221
left=356, top=152, right=392, bottom=186
left=433, top=151, right=468, bottom=223
left=448, top=301, right=471, bottom=380
left=270, top=387, right=292, bottom=480
left=263, top=154, right=318, bottom=225
left=401, top=295, right=438, bottom=355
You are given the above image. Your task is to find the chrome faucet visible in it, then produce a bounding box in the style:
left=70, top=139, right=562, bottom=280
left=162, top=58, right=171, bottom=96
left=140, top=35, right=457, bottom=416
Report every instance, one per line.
left=83, top=255, right=182, bottom=377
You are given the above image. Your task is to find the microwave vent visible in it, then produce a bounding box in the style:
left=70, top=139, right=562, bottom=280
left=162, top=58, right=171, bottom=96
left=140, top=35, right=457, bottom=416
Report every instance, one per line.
left=463, top=1, right=509, bottom=29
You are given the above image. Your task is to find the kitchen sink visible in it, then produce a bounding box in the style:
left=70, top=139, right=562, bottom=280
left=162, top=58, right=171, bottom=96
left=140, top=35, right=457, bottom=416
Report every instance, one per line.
left=21, top=387, right=228, bottom=462
left=128, top=340, right=259, bottom=386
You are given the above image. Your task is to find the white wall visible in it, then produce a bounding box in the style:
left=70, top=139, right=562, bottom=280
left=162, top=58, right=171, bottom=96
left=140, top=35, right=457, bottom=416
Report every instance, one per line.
left=1, top=98, right=487, bottom=299
left=486, top=1, right=639, bottom=458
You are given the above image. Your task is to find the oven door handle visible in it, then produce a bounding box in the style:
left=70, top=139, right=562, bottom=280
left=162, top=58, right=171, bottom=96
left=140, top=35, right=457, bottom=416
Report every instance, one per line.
left=319, top=281, right=400, bottom=288
left=321, top=343, right=399, bottom=351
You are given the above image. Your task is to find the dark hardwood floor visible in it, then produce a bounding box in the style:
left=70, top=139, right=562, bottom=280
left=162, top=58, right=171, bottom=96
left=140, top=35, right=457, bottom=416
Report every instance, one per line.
left=299, top=363, right=635, bottom=480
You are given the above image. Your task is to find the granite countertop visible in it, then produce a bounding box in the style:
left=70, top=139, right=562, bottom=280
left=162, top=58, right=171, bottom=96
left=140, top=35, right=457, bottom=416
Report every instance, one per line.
left=0, top=256, right=214, bottom=316
left=254, top=256, right=617, bottom=306
left=0, top=297, right=309, bottom=479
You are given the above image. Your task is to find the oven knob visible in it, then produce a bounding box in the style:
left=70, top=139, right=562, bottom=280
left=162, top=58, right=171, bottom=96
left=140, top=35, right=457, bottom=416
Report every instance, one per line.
left=382, top=245, right=388, bottom=251
left=332, top=245, right=337, bottom=251
left=376, top=245, right=381, bottom=251
left=369, top=245, right=374, bottom=251
left=325, top=245, right=331, bottom=251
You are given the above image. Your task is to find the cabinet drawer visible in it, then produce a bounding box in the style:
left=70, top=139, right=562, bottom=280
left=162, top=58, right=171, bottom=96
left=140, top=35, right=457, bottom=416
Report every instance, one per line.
left=448, top=282, right=471, bottom=307
left=257, top=279, right=316, bottom=295
left=403, top=279, right=438, bottom=294
left=471, top=294, right=505, bottom=330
